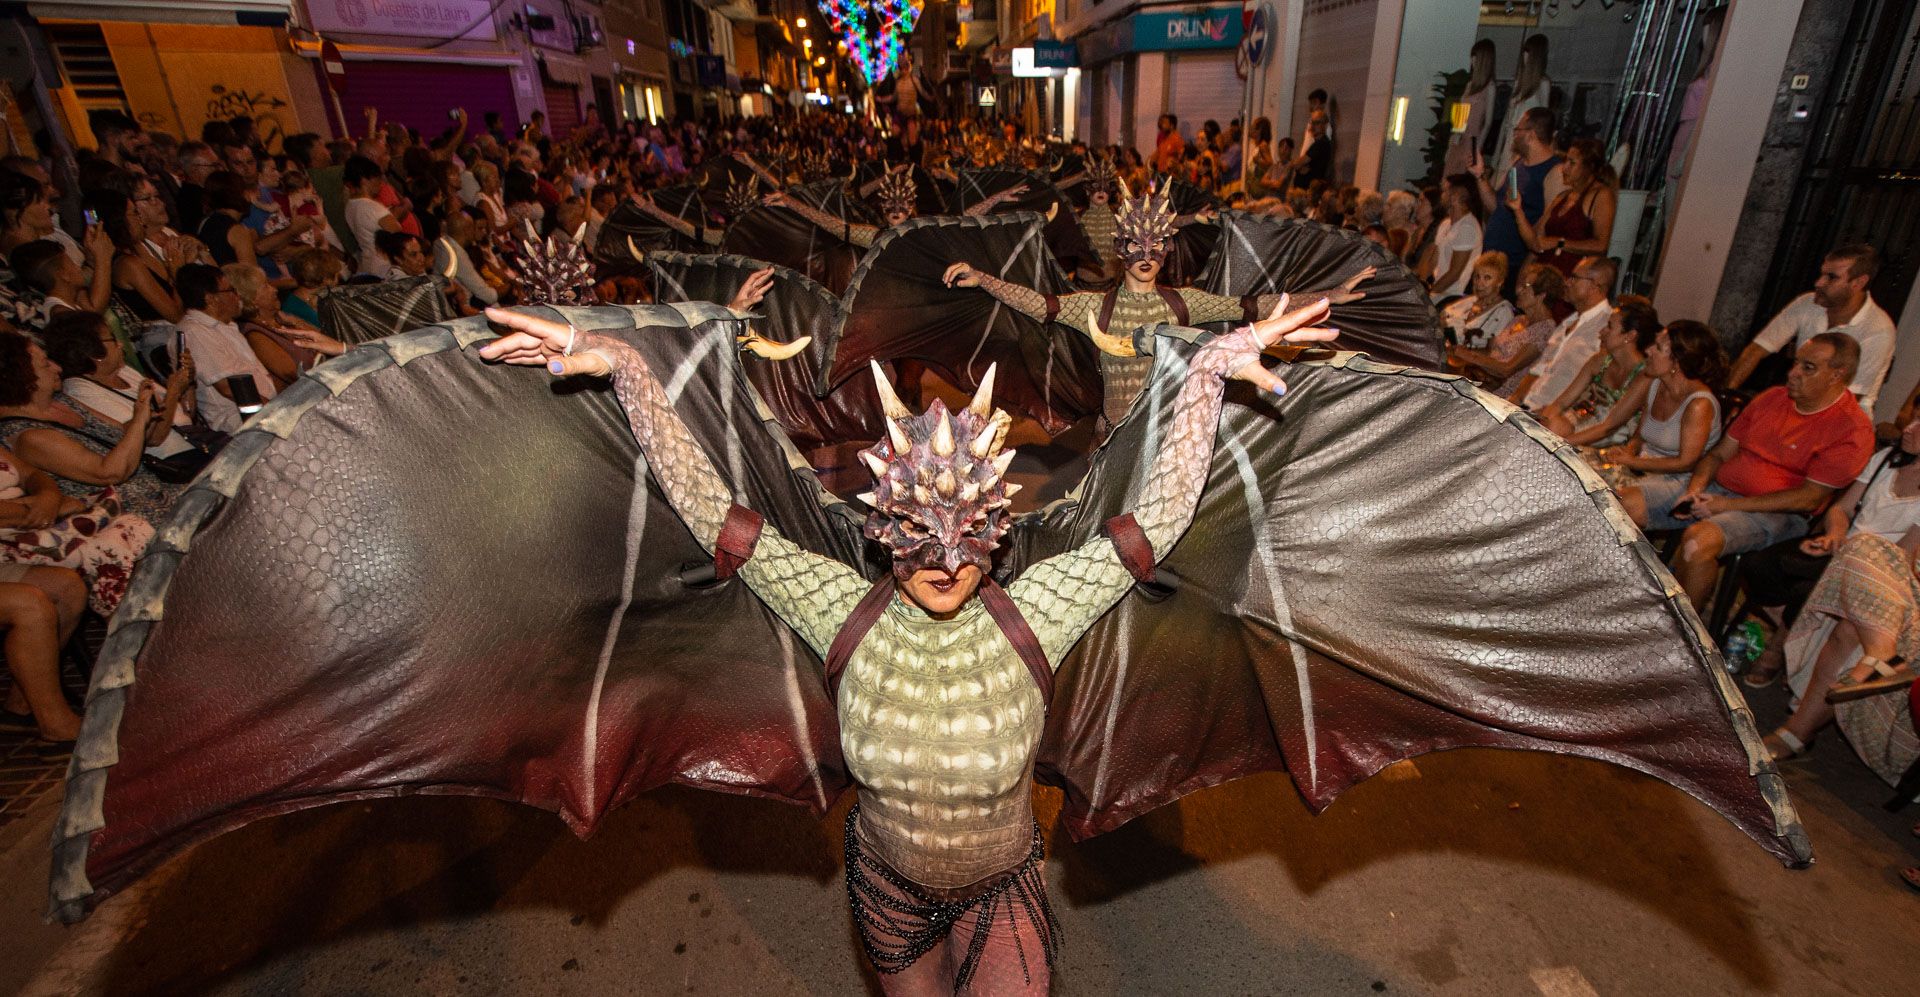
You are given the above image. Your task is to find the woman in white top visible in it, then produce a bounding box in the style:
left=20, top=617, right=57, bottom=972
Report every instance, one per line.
left=1442, top=251, right=1515, bottom=349
left=40, top=310, right=197, bottom=458
left=1765, top=411, right=1920, bottom=765
left=1567, top=319, right=1724, bottom=474
left=1428, top=174, right=1483, bottom=301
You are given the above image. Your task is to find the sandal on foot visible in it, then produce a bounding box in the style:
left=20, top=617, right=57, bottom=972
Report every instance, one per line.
left=1763, top=728, right=1808, bottom=762
left=1826, top=656, right=1914, bottom=704
left=1743, top=660, right=1783, bottom=688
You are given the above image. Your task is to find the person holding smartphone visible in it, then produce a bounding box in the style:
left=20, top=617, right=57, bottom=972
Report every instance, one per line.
left=1470, top=108, right=1564, bottom=294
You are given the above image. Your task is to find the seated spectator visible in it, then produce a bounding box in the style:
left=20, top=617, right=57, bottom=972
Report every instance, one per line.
left=10, top=232, right=114, bottom=322
left=1442, top=251, right=1514, bottom=349
left=472, top=161, right=508, bottom=230
left=171, top=141, right=220, bottom=236
left=41, top=310, right=198, bottom=461
left=1448, top=262, right=1565, bottom=398
left=1621, top=332, right=1876, bottom=608
left=343, top=155, right=400, bottom=276
left=1382, top=189, right=1418, bottom=261
left=1360, top=224, right=1390, bottom=250
left=0, top=565, right=88, bottom=744
left=281, top=246, right=343, bottom=329
left=174, top=263, right=275, bottom=432
left=0, top=345, right=160, bottom=612
left=1880, top=376, right=1919, bottom=445
left=1729, top=243, right=1896, bottom=412
left=0, top=164, right=58, bottom=259
left=97, top=187, right=184, bottom=323
left=224, top=262, right=341, bottom=389
left=1540, top=295, right=1657, bottom=445
left=373, top=230, right=429, bottom=280
left=1570, top=319, right=1725, bottom=473
left=1510, top=255, right=1617, bottom=411
left=1761, top=411, right=1919, bottom=762
left=196, top=170, right=311, bottom=270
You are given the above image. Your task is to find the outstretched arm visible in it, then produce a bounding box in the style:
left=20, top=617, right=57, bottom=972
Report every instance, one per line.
left=630, top=193, right=699, bottom=240
left=941, top=260, right=1050, bottom=321
left=766, top=191, right=878, bottom=247
left=963, top=182, right=1029, bottom=216
left=1009, top=298, right=1337, bottom=664
left=478, top=309, right=865, bottom=655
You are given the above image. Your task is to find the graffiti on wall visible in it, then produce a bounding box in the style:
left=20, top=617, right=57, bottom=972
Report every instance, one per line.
left=207, top=85, right=292, bottom=149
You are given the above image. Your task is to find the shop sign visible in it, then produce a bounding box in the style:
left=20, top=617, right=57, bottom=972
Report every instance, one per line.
left=307, top=0, right=499, bottom=42
left=1132, top=7, right=1242, bottom=52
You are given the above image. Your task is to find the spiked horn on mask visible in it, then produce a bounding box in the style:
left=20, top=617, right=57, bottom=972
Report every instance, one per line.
left=723, top=175, right=760, bottom=219
left=1085, top=156, right=1121, bottom=199
left=497, top=220, right=598, bottom=306
left=875, top=167, right=917, bottom=218
left=856, top=362, right=1020, bottom=581
left=1113, top=182, right=1178, bottom=266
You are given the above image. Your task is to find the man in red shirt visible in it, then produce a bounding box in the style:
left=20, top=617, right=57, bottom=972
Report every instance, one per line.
left=1152, top=115, right=1185, bottom=175
left=1623, top=332, right=1874, bottom=608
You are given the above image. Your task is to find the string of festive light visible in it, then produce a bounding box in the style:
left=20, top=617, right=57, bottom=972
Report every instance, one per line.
left=815, top=0, right=923, bottom=85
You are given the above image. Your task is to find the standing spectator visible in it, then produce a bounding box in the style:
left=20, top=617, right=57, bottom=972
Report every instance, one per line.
left=1291, top=111, right=1332, bottom=190
left=1622, top=333, right=1876, bottom=608
left=1728, top=244, right=1896, bottom=412
left=173, top=263, right=275, bottom=432
left=1242, top=118, right=1277, bottom=199
left=1152, top=115, right=1184, bottom=175
left=1513, top=255, right=1616, bottom=411
left=343, top=156, right=400, bottom=277
left=356, top=136, right=419, bottom=238
left=171, top=141, right=220, bottom=236
left=1475, top=107, right=1563, bottom=291
left=1511, top=138, right=1615, bottom=277
left=1428, top=174, right=1484, bottom=301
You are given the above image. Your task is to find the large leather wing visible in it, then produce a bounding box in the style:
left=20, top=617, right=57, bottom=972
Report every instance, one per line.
left=316, top=276, right=455, bottom=345
left=1002, top=333, right=1810, bottom=867
left=1155, top=176, right=1220, bottom=287
left=1197, top=210, right=1446, bottom=371
left=821, top=213, right=1103, bottom=434
left=953, top=168, right=1098, bottom=275
left=50, top=303, right=876, bottom=921
left=646, top=251, right=887, bottom=448
left=594, top=186, right=709, bottom=267
left=720, top=179, right=870, bottom=294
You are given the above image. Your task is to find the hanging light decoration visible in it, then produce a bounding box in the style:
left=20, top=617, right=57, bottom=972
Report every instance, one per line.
left=816, top=0, right=923, bottom=85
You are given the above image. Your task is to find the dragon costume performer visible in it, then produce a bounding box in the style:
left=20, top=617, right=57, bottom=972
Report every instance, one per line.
left=48, top=216, right=1807, bottom=994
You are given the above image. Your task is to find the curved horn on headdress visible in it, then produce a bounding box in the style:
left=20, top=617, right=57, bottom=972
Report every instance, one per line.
left=869, top=360, right=912, bottom=421
left=627, top=236, right=647, bottom=263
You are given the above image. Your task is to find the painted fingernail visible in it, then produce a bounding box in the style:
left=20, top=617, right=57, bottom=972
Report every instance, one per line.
left=548, top=360, right=566, bottom=375
left=1270, top=380, right=1288, bottom=398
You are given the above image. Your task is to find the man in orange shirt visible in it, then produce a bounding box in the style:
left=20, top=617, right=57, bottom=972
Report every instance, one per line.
left=1623, top=332, right=1874, bottom=608
left=1152, top=115, right=1185, bottom=174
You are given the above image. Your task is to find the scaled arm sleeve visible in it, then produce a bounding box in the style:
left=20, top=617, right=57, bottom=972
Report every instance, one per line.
left=971, top=271, right=1054, bottom=322
left=1008, top=327, right=1256, bottom=665
left=785, top=200, right=877, bottom=248
left=584, top=334, right=866, bottom=656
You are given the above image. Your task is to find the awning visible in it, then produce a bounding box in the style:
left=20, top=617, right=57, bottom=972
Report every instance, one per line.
left=29, top=0, right=289, bottom=24
left=537, top=48, right=592, bottom=87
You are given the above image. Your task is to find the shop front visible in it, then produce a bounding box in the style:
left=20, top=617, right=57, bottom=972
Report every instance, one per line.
left=22, top=0, right=321, bottom=151
left=300, top=0, right=529, bottom=140
left=1067, top=3, right=1242, bottom=154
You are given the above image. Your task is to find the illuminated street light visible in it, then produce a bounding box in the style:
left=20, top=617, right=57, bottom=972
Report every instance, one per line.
left=796, top=16, right=807, bottom=27
left=804, top=37, right=813, bottom=48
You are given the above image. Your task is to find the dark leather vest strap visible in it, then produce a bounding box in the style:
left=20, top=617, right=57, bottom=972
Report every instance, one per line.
left=712, top=504, right=765, bottom=580
left=1156, top=285, right=1190, bottom=326
left=978, top=579, right=1054, bottom=711
left=1102, top=513, right=1157, bottom=584
left=823, top=576, right=898, bottom=696
left=1098, top=286, right=1120, bottom=331
left=1043, top=293, right=1061, bottom=322
left=1240, top=294, right=1262, bottom=323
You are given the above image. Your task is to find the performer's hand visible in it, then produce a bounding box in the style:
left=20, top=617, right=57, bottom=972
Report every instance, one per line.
left=728, top=267, right=775, bottom=313
left=1219, top=295, right=1336, bottom=395
left=942, top=262, right=980, bottom=288
left=1328, top=265, right=1375, bottom=304
left=479, top=308, right=611, bottom=377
